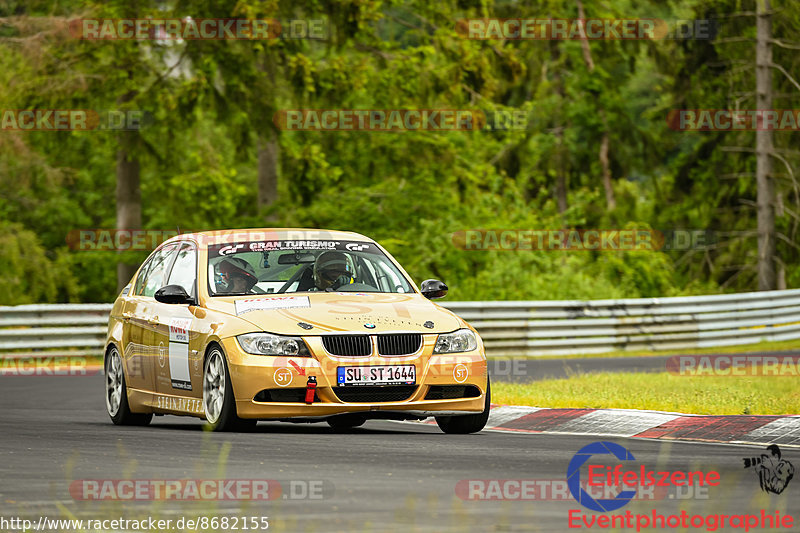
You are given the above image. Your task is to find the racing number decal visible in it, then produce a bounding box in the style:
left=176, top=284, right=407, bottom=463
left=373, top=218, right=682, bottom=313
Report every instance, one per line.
left=391, top=303, right=411, bottom=319
left=169, top=318, right=193, bottom=390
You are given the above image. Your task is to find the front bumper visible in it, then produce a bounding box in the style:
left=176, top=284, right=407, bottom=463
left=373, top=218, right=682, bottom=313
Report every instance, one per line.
left=220, top=335, right=488, bottom=420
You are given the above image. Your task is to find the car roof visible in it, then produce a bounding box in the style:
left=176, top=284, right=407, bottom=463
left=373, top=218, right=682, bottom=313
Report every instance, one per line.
left=164, top=228, right=375, bottom=247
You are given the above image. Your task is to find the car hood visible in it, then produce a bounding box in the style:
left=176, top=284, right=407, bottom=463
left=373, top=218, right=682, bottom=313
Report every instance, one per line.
left=204, top=292, right=464, bottom=335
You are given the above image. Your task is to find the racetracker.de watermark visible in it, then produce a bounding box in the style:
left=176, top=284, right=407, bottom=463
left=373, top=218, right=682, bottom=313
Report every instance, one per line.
left=452, top=229, right=715, bottom=251
left=69, top=18, right=326, bottom=40
left=273, top=109, right=527, bottom=131
left=455, top=479, right=710, bottom=501
left=667, top=355, right=800, bottom=377
left=72, top=228, right=487, bottom=252
left=66, top=229, right=184, bottom=251
left=69, top=479, right=331, bottom=501
left=0, top=357, right=98, bottom=376
left=1, top=109, right=148, bottom=131
left=456, top=18, right=715, bottom=40
left=668, top=109, right=800, bottom=131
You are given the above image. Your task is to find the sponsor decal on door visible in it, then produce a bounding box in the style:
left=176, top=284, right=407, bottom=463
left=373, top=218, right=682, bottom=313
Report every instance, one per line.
left=169, top=318, right=193, bottom=390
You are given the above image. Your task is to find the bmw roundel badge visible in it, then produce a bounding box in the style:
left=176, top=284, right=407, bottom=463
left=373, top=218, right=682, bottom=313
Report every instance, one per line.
left=364, top=323, right=376, bottom=329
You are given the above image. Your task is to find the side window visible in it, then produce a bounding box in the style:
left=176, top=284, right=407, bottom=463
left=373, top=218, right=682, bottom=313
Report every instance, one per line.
left=167, top=243, right=197, bottom=296
left=376, top=260, right=405, bottom=292
left=133, top=257, right=154, bottom=296
left=356, top=256, right=378, bottom=288
left=139, top=244, right=179, bottom=297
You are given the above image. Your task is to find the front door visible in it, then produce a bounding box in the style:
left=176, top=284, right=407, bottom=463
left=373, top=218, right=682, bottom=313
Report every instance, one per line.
left=151, top=242, right=205, bottom=415
left=123, top=243, right=179, bottom=394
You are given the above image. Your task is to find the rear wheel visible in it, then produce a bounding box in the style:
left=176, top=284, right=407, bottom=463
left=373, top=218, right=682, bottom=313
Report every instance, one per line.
left=203, top=346, right=256, bottom=432
left=327, top=414, right=367, bottom=431
left=105, top=346, right=152, bottom=426
left=435, top=377, right=491, bottom=434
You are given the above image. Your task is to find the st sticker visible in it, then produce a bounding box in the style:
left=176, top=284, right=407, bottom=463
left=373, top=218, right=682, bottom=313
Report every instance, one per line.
left=453, top=363, right=469, bottom=383
left=235, top=296, right=311, bottom=315
left=169, top=318, right=193, bottom=391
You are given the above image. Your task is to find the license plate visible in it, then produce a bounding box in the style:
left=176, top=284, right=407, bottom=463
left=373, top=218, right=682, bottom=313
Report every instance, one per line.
left=337, top=365, right=416, bottom=386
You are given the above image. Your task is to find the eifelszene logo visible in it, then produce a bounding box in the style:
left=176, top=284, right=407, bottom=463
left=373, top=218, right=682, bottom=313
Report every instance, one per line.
left=567, top=441, right=721, bottom=512
left=567, top=442, right=637, bottom=512
left=743, top=445, right=795, bottom=495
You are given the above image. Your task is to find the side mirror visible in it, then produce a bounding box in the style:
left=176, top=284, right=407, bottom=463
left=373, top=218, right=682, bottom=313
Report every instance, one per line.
left=154, top=285, right=194, bottom=305
left=420, top=279, right=448, bottom=300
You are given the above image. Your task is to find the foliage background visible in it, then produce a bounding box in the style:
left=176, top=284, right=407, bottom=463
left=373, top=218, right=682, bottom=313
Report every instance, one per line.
left=1, top=0, right=798, bottom=304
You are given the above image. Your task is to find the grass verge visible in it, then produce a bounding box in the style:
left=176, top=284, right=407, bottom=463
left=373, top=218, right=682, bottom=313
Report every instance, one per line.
left=493, top=371, right=800, bottom=415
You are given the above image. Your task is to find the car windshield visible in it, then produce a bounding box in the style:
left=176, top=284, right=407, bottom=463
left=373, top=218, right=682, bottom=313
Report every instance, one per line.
left=207, top=239, right=414, bottom=296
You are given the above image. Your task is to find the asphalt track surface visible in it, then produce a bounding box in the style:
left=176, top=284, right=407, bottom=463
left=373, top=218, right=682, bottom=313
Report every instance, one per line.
left=488, top=350, right=800, bottom=383
left=487, top=356, right=673, bottom=383
left=1, top=376, right=798, bottom=532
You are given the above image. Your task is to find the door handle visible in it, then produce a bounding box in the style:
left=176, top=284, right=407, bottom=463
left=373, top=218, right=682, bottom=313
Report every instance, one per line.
left=147, top=316, right=160, bottom=325
left=121, top=312, right=133, bottom=320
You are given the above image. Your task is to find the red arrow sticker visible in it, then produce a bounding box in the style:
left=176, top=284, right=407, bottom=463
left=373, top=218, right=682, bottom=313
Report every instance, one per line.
left=288, top=359, right=305, bottom=376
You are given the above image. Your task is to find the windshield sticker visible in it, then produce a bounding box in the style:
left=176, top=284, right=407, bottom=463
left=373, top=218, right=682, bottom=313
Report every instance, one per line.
left=235, top=296, right=311, bottom=315
left=211, top=240, right=377, bottom=257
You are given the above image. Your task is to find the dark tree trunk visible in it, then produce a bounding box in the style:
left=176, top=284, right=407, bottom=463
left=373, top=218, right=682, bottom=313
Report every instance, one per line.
left=599, top=129, right=615, bottom=210
left=756, top=0, right=776, bottom=290
left=576, top=0, right=616, bottom=211
left=116, top=131, right=141, bottom=292
left=257, top=131, right=279, bottom=211
left=550, top=42, right=568, bottom=214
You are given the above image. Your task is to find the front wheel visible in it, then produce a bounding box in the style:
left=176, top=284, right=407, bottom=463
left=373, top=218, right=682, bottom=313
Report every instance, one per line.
left=203, top=347, right=256, bottom=432
left=435, top=377, right=491, bottom=434
left=105, top=346, right=152, bottom=426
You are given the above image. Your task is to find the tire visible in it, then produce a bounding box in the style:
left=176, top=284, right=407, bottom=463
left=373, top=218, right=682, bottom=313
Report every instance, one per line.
left=435, top=376, right=491, bottom=434
left=327, top=414, right=367, bottom=432
left=105, top=346, right=152, bottom=426
left=203, top=346, right=257, bottom=432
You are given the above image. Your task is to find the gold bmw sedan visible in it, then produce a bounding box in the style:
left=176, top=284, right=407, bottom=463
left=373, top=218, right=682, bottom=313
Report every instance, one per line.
left=105, top=229, right=489, bottom=433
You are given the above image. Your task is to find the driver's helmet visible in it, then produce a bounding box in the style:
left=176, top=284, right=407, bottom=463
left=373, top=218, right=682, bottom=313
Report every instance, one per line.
left=313, top=251, right=354, bottom=290
left=214, top=257, right=258, bottom=293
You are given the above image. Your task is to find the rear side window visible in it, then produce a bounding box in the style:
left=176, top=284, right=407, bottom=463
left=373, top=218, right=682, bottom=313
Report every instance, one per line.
left=135, top=244, right=179, bottom=297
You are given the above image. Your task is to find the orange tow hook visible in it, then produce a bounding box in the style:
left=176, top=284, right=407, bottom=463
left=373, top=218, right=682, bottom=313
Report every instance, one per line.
left=305, top=376, right=317, bottom=404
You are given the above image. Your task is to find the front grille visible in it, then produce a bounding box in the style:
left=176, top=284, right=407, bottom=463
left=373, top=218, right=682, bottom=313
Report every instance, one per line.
left=424, top=385, right=482, bottom=400
left=377, top=333, right=422, bottom=356
left=333, top=386, right=417, bottom=403
left=254, top=388, right=316, bottom=403
left=322, top=335, right=372, bottom=356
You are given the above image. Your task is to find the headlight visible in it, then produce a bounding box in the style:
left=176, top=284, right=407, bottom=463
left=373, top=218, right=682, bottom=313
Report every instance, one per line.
left=237, top=333, right=311, bottom=356
left=434, top=328, right=478, bottom=354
